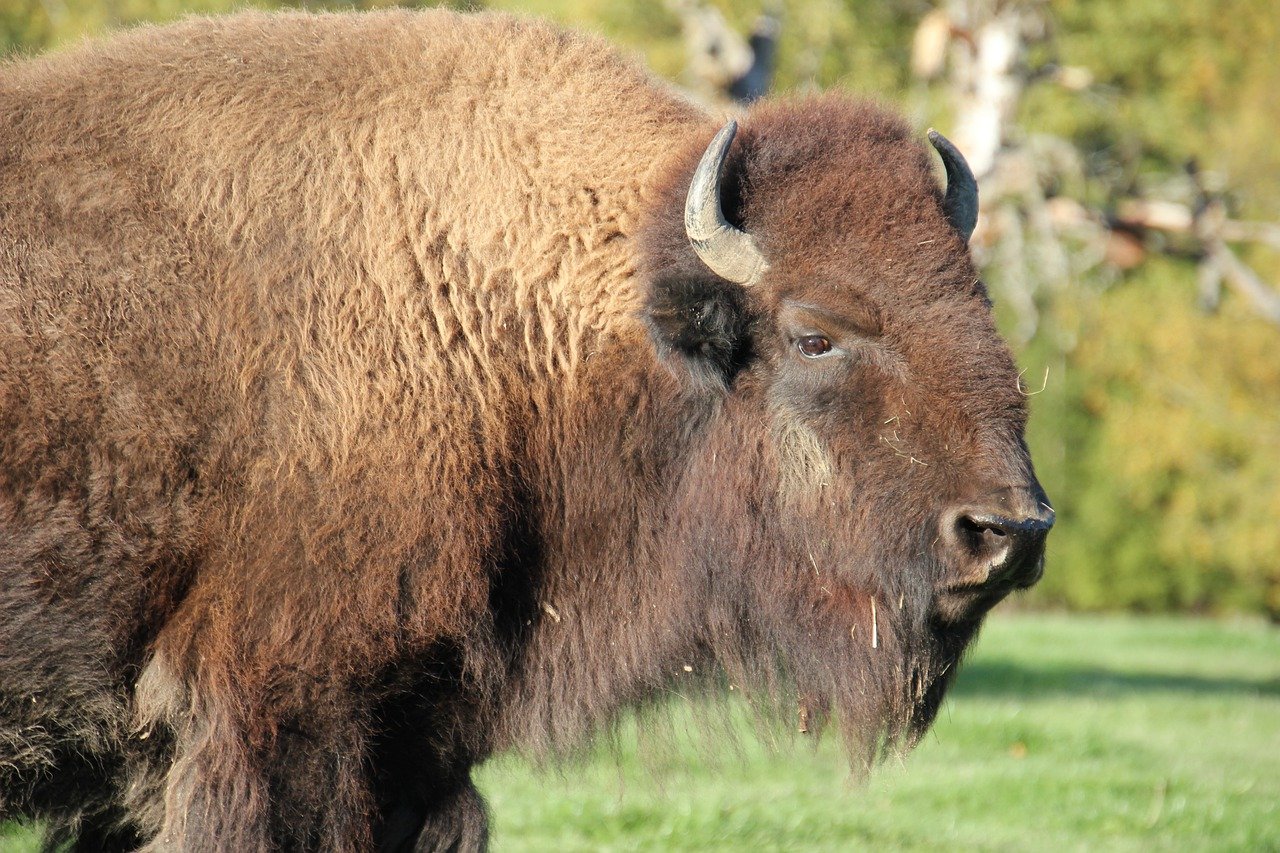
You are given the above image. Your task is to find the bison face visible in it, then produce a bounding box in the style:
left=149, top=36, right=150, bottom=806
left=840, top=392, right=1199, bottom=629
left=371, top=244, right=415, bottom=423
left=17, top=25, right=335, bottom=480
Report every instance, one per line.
left=641, top=99, right=1052, bottom=759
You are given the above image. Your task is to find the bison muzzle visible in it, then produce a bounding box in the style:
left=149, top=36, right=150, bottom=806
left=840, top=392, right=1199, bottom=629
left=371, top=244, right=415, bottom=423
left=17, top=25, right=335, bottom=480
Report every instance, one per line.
left=0, top=9, right=1052, bottom=851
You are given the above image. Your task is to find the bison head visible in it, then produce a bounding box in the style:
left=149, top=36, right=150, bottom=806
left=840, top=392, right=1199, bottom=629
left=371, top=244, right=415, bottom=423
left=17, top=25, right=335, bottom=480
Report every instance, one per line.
left=638, top=98, right=1052, bottom=762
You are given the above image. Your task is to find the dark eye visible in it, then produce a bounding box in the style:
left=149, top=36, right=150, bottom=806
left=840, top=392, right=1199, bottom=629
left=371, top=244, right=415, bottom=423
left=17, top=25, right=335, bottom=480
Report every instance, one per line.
left=796, top=335, right=833, bottom=358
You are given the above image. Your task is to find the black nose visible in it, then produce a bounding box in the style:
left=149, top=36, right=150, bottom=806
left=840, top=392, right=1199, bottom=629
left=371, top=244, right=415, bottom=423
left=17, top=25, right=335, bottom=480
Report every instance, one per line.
left=941, top=505, right=1054, bottom=590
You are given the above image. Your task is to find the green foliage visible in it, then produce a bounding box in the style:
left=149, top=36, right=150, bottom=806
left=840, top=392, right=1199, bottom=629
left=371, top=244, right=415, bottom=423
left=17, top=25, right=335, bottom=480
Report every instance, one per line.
left=1037, top=0, right=1280, bottom=218
left=1006, top=0, right=1280, bottom=617
left=1, top=0, right=1277, bottom=615
left=1026, top=260, right=1280, bottom=616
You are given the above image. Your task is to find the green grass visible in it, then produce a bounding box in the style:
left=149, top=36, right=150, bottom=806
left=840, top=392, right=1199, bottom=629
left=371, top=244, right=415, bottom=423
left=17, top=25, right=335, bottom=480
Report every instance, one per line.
left=3, top=614, right=1277, bottom=851
left=478, top=613, right=1280, bottom=851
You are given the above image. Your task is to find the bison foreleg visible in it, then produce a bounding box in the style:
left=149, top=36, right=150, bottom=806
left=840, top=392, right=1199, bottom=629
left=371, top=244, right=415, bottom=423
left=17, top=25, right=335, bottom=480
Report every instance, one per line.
left=136, top=649, right=392, bottom=851
left=133, top=654, right=273, bottom=852
left=398, top=778, right=488, bottom=853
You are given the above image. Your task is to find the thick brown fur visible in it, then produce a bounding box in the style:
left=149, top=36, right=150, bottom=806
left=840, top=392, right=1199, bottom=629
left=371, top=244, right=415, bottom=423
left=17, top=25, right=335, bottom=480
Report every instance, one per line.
left=0, top=10, right=1048, bottom=851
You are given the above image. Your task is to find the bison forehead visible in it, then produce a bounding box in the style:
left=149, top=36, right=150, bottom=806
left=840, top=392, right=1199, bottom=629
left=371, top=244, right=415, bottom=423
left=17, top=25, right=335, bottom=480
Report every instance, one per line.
left=718, top=101, right=1026, bottom=426
left=736, top=97, right=958, bottom=255
left=716, top=99, right=988, bottom=332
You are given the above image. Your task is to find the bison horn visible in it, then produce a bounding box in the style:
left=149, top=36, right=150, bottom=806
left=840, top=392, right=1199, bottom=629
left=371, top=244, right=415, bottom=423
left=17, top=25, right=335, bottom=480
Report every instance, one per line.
left=684, top=120, right=769, bottom=286
left=927, top=129, right=979, bottom=242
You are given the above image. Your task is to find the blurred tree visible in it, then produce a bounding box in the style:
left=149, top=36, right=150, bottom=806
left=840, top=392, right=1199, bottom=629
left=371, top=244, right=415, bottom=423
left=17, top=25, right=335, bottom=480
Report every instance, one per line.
left=1042, top=259, right=1280, bottom=616
left=986, top=0, right=1280, bottom=618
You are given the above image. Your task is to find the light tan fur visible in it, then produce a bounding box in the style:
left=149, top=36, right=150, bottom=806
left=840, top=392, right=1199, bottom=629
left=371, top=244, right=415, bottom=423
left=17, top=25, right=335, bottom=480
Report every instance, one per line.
left=1, top=10, right=708, bottom=847
left=772, top=413, right=835, bottom=507
left=2, top=8, right=703, bottom=662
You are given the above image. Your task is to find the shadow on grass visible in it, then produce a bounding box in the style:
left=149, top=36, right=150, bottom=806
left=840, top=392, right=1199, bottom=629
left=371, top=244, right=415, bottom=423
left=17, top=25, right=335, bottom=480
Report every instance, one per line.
left=953, top=660, right=1280, bottom=699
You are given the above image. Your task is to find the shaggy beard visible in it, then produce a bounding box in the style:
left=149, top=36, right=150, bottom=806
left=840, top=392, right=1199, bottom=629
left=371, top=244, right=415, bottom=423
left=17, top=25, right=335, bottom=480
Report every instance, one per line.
left=705, top=551, right=981, bottom=772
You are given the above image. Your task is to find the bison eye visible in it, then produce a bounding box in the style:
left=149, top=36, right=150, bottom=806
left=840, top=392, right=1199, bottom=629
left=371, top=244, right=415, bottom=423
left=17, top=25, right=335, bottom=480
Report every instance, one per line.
left=796, top=335, right=833, bottom=358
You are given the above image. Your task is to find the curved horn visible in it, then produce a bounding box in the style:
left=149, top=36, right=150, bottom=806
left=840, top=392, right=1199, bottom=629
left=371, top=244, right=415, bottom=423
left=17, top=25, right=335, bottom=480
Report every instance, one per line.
left=927, top=129, right=979, bottom=242
left=684, top=120, right=769, bottom=286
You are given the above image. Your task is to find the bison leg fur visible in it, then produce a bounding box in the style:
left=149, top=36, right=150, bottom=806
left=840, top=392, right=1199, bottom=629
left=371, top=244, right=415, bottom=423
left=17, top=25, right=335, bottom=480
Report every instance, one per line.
left=398, top=779, right=488, bottom=853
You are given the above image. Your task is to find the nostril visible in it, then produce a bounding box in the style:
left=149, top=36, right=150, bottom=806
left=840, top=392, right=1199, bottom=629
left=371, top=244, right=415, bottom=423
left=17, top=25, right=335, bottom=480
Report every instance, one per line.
left=939, top=499, right=1053, bottom=601
left=953, top=514, right=1010, bottom=562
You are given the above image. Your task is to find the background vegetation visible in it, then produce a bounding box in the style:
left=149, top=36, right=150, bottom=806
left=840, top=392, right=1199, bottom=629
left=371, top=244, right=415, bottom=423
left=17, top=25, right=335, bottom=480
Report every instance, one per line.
left=1, top=0, right=1277, bottom=620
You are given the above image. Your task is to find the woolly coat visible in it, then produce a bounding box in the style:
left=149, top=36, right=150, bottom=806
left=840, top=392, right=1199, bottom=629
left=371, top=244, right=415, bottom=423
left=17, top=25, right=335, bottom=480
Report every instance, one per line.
left=0, top=10, right=1045, bottom=851
left=0, top=10, right=709, bottom=846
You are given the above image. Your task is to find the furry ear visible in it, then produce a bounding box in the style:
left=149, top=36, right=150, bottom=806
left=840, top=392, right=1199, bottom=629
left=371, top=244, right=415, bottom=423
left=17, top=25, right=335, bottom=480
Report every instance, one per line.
left=644, top=275, right=754, bottom=386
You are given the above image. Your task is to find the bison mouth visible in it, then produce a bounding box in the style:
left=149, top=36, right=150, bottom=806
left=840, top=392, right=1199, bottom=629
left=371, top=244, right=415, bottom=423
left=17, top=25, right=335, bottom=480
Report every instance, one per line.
left=934, top=552, right=1044, bottom=622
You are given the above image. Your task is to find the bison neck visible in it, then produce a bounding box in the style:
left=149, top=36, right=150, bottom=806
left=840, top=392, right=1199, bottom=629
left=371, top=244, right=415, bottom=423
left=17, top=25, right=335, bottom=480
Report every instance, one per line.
left=476, top=334, right=726, bottom=756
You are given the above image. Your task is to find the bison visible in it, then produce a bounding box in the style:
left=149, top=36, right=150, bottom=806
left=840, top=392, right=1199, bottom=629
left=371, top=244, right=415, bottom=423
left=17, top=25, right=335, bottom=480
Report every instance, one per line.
left=0, top=9, right=1052, bottom=851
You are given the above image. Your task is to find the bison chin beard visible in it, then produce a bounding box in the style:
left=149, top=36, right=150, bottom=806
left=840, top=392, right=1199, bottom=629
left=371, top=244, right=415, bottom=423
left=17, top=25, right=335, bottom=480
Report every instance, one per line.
left=703, top=555, right=982, bottom=772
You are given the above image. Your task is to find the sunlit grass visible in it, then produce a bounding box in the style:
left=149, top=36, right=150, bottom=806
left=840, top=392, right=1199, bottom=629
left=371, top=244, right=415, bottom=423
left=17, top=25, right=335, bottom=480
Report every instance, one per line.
left=3, top=614, right=1277, bottom=851
left=477, top=613, right=1279, bottom=851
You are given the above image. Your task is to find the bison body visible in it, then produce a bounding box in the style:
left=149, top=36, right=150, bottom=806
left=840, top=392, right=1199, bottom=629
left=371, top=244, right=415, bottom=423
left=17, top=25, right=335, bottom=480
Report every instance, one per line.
left=0, top=10, right=1051, bottom=850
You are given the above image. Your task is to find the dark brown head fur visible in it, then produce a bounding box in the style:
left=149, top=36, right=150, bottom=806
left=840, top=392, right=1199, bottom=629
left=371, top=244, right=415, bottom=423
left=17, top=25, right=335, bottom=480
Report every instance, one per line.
left=636, top=95, right=1048, bottom=758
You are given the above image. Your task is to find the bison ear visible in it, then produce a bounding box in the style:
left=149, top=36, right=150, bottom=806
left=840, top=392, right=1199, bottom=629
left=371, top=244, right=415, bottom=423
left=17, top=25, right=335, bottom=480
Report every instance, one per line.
left=644, top=275, right=754, bottom=387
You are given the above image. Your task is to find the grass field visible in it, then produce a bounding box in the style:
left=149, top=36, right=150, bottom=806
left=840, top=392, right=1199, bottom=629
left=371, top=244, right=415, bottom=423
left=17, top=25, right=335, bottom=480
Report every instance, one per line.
left=3, top=613, right=1277, bottom=851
